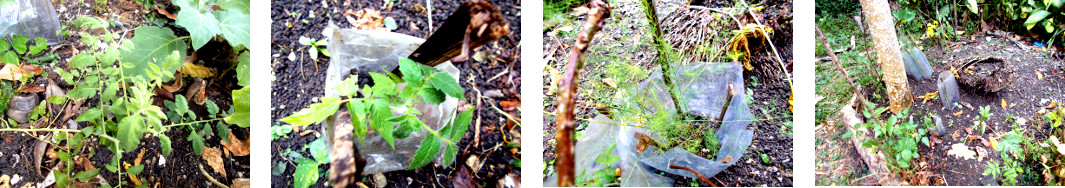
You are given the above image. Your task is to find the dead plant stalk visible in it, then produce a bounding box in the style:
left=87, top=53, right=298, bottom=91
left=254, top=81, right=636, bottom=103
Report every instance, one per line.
left=555, top=0, right=610, bottom=186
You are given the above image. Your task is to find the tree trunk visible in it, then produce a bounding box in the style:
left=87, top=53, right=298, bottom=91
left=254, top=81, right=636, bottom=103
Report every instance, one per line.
left=859, top=0, right=913, bottom=113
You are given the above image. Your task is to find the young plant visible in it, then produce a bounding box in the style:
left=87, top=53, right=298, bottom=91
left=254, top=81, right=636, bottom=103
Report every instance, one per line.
left=859, top=105, right=927, bottom=171
left=281, top=57, right=473, bottom=169
left=575, top=143, right=620, bottom=187
left=272, top=124, right=294, bottom=140
left=298, top=36, right=329, bottom=61
left=294, top=137, right=330, bottom=188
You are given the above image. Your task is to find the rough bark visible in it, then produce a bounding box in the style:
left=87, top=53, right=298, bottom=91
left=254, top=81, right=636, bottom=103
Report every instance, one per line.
left=555, top=0, right=610, bottom=186
left=641, top=0, right=688, bottom=115
left=859, top=0, right=913, bottom=113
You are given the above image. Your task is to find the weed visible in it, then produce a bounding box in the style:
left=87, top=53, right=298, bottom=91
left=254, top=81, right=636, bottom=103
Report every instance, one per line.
left=858, top=105, right=926, bottom=171
left=298, top=36, right=329, bottom=61
left=576, top=143, right=620, bottom=186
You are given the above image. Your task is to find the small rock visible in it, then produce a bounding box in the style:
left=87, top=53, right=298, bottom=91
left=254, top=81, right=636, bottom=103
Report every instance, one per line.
left=9, top=174, right=18, bottom=185
left=467, top=155, right=484, bottom=172
left=373, top=173, right=386, bottom=188
left=288, top=52, right=296, bottom=61
left=483, top=90, right=504, bottom=98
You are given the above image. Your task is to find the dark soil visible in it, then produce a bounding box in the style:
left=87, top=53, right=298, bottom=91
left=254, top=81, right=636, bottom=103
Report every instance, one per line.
left=0, top=0, right=250, bottom=187
left=270, top=0, right=522, bottom=187
left=541, top=0, right=792, bottom=186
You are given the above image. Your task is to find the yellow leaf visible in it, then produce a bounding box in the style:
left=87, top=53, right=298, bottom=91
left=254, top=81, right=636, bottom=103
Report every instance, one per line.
left=124, top=162, right=143, bottom=186
left=1002, top=99, right=1008, bottom=110
left=181, top=62, right=215, bottom=78
left=917, top=91, right=939, bottom=103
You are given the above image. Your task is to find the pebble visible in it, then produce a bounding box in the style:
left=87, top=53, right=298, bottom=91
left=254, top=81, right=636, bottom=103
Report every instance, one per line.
left=288, top=52, right=296, bottom=61
left=158, top=154, right=166, bottom=166
left=10, top=174, right=18, bottom=185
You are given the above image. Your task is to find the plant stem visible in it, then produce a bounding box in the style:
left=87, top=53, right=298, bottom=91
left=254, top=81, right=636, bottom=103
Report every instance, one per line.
left=405, top=0, right=509, bottom=68
left=555, top=0, right=610, bottom=186
left=640, top=0, right=688, bottom=116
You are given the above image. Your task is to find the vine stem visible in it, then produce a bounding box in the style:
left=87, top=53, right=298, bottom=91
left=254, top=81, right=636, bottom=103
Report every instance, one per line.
left=163, top=117, right=226, bottom=128
left=555, top=0, right=610, bottom=186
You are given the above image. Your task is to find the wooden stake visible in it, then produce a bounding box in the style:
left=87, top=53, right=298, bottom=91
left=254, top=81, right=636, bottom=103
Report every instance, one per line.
left=555, top=0, right=610, bottom=186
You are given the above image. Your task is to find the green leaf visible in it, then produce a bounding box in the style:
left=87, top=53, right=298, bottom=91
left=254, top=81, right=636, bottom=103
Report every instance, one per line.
left=98, top=47, right=120, bottom=66
left=29, top=38, right=46, bottom=55
left=216, top=0, right=250, bottom=14
left=398, top=58, right=425, bottom=85
left=429, top=72, right=464, bottom=100
left=11, top=35, right=28, bottom=54
left=1026, top=10, right=1052, bottom=30
left=335, top=75, right=360, bottom=97
left=69, top=53, right=97, bottom=69
left=369, top=72, right=396, bottom=95
left=441, top=144, right=459, bottom=167
left=421, top=87, right=446, bottom=104
left=449, top=109, right=473, bottom=142
left=215, top=9, right=250, bottom=48
left=174, top=0, right=221, bottom=50
left=371, top=99, right=396, bottom=148
left=348, top=100, right=368, bottom=142
left=158, top=134, right=172, bottom=156
left=392, top=117, right=417, bottom=139
left=74, top=168, right=100, bottom=182
left=279, top=96, right=341, bottom=126
left=236, top=52, right=250, bottom=87
left=205, top=100, right=219, bottom=114
left=307, top=138, right=329, bottom=164
left=117, top=115, right=145, bottom=152
left=409, top=134, right=441, bottom=169
left=0, top=52, right=17, bottom=64
left=128, top=164, right=144, bottom=175
left=225, top=86, right=251, bottom=127
left=298, top=36, right=312, bottom=46
left=187, top=131, right=205, bottom=155
left=120, top=26, right=187, bottom=79
left=73, top=16, right=109, bottom=30
left=217, top=122, right=230, bottom=143
left=293, top=158, right=319, bottom=188
left=76, top=108, right=103, bottom=122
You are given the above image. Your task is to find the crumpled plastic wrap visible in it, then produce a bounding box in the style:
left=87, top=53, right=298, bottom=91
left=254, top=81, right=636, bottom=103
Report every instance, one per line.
left=320, top=21, right=460, bottom=175
left=545, top=62, right=755, bottom=186
left=0, top=0, right=62, bottom=44
left=903, top=47, right=934, bottom=81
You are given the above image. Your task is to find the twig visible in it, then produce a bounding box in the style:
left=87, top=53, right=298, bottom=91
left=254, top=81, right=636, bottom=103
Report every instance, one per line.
left=198, top=163, right=230, bottom=188
left=668, top=164, right=718, bottom=186
left=739, top=0, right=791, bottom=87
left=555, top=0, right=610, bottom=186
left=816, top=27, right=875, bottom=114
left=641, top=0, right=688, bottom=115
left=717, top=84, right=734, bottom=122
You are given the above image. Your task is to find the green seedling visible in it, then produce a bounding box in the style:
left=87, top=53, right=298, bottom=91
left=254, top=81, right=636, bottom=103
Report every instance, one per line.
left=298, top=36, right=330, bottom=61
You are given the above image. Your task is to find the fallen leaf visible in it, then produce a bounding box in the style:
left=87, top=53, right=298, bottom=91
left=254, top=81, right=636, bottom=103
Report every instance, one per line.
left=21, top=64, right=41, bottom=75
left=990, top=136, right=998, bottom=150
left=299, top=130, right=316, bottom=136
left=546, top=66, right=561, bottom=95
left=953, top=130, right=961, bottom=139
left=0, top=64, right=28, bottom=80
left=124, top=162, right=143, bottom=186
left=603, top=78, right=617, bottom=88
left=181, top=62, right=215, bottom=78
left=135, top=148, right=145, bottom=166
left=975, top=146, right=988, bottom=160
left=953, top=110, right=964, bottom=116
left=1047, top=101, right=1057, bottom=109
left=1001, top=99, right=1007, bottom=109
left=201, top=147, right=226, bottom=178
left=161, top=73, right=185, bottom=92
left=1050, top=137, right=1065, bottom=155
left=154, top=4, right=177, bottom=19
left=231, top=178, right=251, bottom=188
left=467, top=155, right=484, bottom=172
left=500, top=101, right=519, bottom=111
left=719, top=155, right=733, bottom=163
left=17, top=85, right=45, bottom=93
left=349, top=8, right=386, bottom=30
left=185, top=78, right=206, bottom=105
left=947, top=143, right=976, bottom=160
left=221, top=132, right=250, bottom=156
left=917, top=91, right=939, bottom=103
left=965, top=127, right=973, bottom=135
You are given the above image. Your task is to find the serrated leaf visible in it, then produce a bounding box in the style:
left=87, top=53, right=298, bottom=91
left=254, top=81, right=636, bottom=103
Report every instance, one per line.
left=120, top=26, right=187, bottom=79
left=76, top=108, right=103, bottom=122
left=372, top=99, right=396, bottom=148
left=69, top=53, right=96, bottom=69
left=441, top=144, right=458, bottom=167
left=398, top=58, right=425, bottom=85
left=117, top=115, right=145, bottom=152
left=73, top=16, right=109, bottom=30
left=128, top=164, right=144, bottom=175
left=392, top=117, right=416, bottom=139
left=236, top=52, right=250, bottom=86
left=449, top=109, right=473, bottom=142
left=74, top=168, right=100, bottom=182
left=187, top=131, right=205, bottom=155
left=29, top=38, right=46, bottom=55
left=293, top=158, right=319, bottom=188
left=98, top=47, right=120, bottom=65
left=420, top=87, right=446, bottom=104
left=217, top=122, right=229, bottom=143
left=429, top=72, right=464, bottom=100
left=205, top=100, right=219, bottom=114
left=409, top=134, right=440, bottom=169
left=215, top=9, right=250, bottom=48
left=158, top=134, right=172, bottom=156
left=335, top=75, right=359, bottom=97
left=225, top=86, right=251, bottom=127
left=174, top=0, right=221, bottom=50
left=348, top=100, right=367, bottom=142
left=369, top=72, right=396, bottom=95
left=308, top=138, right=329, bottom=164
left=279, top=95, right=341, bottom=126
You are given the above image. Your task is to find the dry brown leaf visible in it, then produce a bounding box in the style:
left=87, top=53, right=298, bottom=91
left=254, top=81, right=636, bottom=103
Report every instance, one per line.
left=201, top=147, right=227, bottom=178
left=21, top=64, right=41, bottom=75
left=953, top=110, right=964, bottom=117
left=500, top=101, right=519, bottom=111
left=181, top=62, right=215, bottom=78
left=17, top=85, right=45, bottom=93
left=154, top=4, right=177, bottom=19
left=348, top=8, right=386, bottom=30
left=134, top=148, right=145, bottom=166
left=161, top=73, right=184, bottom=92
left=546, top=66, right=561, bottom=95
left=965, top=127, right=973, bottom=135
left=1002, top=99, right=1008, bottom=109
left=221, top=132, right=250, bottom=156
left=953, top=130, right=961, bottom=139
left=231, top=178, right=250, bottom=188
left=0, top=64, right=27, bottom=81
left=185, top=78, right=206, bottom=105
left=299, top=130, right=317, bottom=136
left=947, top=143, right=976, bottom=160
left=1048, top=101, right=1058, bottom=109
left=719, top=155, right=733, bottom=163
left=124, top=162, right=143, bottom=186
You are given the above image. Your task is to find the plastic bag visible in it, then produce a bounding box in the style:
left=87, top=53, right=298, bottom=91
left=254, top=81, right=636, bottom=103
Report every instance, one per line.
left=320, top=21, right=461, bottom=175
left=545, top=62, right=755, bottom=185
left=903, top=47, right=933, bottom=81
left=0, top=0, right=62, bottom=44
left=632, top=61, right=754, bottom=180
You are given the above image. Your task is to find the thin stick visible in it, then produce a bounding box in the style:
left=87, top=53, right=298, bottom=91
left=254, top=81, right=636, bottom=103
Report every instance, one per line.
left=739, top=0, right=792, bottom=87
left=815, top=27, right=875, bottom=113
left=198, top=163, right=230, bottom=188
left=669, top=164, right=718, bottom=186
left=641, top=0, right=688, bottom=115
left=717, top=84, right=734, bottom=122
left=555, top=0, right=610, bottom=186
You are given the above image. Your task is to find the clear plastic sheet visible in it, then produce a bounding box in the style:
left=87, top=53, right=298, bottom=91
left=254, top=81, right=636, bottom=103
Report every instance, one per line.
left=903, top=47, right=934, bottom=81
left=0, top=0, right=62, bottom=44
left=320, top=22, right=461, bottom=175
left=545, top=62, right=755, bottom=186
